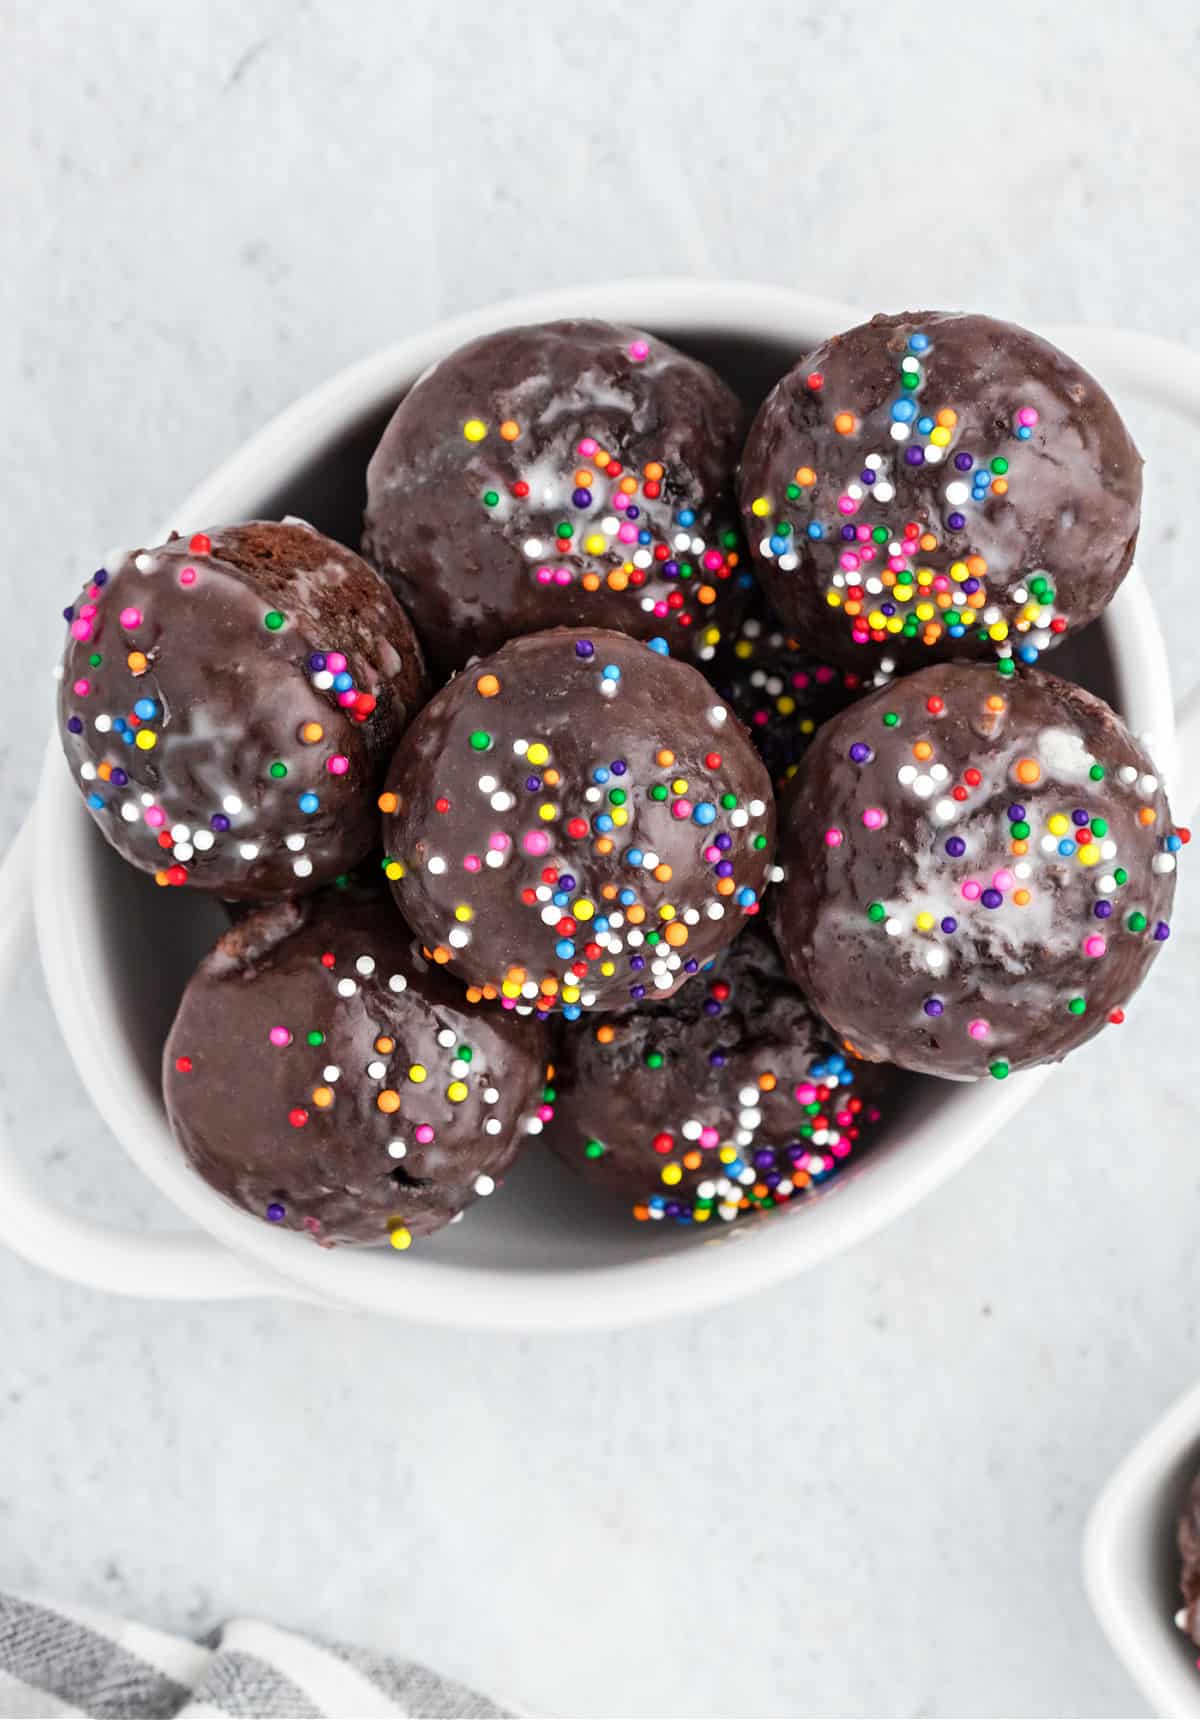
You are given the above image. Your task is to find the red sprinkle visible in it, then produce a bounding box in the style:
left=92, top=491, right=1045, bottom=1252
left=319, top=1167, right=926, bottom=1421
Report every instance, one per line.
left=288, top=1108, right=309, bottom=1128
left=806, top=372, right=824, bottom=391
left=188, top=533, right=212, bottom=554
left=174, top=1055, right=193, bottom=1074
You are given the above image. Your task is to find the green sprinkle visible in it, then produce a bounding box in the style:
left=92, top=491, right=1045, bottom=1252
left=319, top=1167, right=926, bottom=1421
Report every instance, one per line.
left=901, top=370, right=919, bottom=389
left=482, top=489, right=500, bottom=508
left=776, top=520, right=792, bottom=536
left=997, top=659, right=1015, bottom=677
left=1127, top=910, right=1148, bottom=932
left=721, top=530, right=739, bottom=549
left=608, top=788, right=627, bottom=806
left=584, top=1139, right=606, bottom=1159
left=649, top=784, right=668, bottom=802
left=989, top=1060, right=1010, bottom=1080
left=1089, top=763, right=1106, bottom=781
left=457, top=1045, right=473, bottom=1063
left=542, top=1084, right=557, bottom=1104
left=555, top=522, right=573, bottom=539
left=88, top=652, right=102, bottom=667
left=468, top=730, right=492, bottom=752
left=882, top=711, right=900, bottom=728
left=721, top=792, right=737, bottom=809
left=264, top=610, right=286, bottom=631
left=753, top=833, right=768, bottom=850
left=1067, top=997, right=1087, bottom=1015
left=867, top=901, right=887, bottom=923
left=644, top=1051, right=664, bottom=1070
left=1114, top=867, right=1128, bottom=886
left=306, top=1030, right=324, bottom=1047
left=268, top=761, right=287, bottom=779
left=1091, top=817, right=1108, bottom=837
left=645, top=931, right=660, bottom=947
left=871, top=526, right=889, bottom=544
left=1010, top=820, right=1030, bottom=840
left=679, top=561, right=694, bottom=579
left=990, top=457, right=1009, bottom=475
left=785, top=483, right=801, bottom=501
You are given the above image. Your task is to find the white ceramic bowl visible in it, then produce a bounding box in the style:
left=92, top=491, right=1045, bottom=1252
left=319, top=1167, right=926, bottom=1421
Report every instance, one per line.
left=1, top=279, right=1196, bottom=1330
left=1085, top=1382, right=1200, bottom=1717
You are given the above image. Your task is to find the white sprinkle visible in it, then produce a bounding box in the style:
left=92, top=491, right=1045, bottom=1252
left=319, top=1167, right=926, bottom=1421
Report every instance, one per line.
left=885, top=917, right=902, bottom=936
left=193, top=829, right=214, bottom=851
left=874, top=483, right=895, bottom=503
left=730, top=808, right=749, bottom=828
left=81, top=763, right=97, bottom=782
left=1096, top=874, right=1117, bottom=895
left=707, top=902, right=725, bottom=919
left=170, top=822, right=190, bottom=842
left=933, top=797, right=958, bottom=824
left=898, top=764, right=917, bottom=785
left=134, top=553, right=155, bottom=574
left=367, top=1060, right=386, bottom=1080
left=356, top=955, right=375, bottom=975
left=388, top=973, right=407, bottom=992
left=285, top=833, right=306, bottom=852
left=478, top=775, right=497, bottom=793
left=173, top=842, right=194, bottom=862
left=312, top=670, right=334, bottom=690
left=427, top=856, right=446, bottom=875
left=324, top=1066, right=341, bottom=1082
left=779, top=553, right=798, bottom=571
left=767, top=865, right=784, bottom=884
left=890, top=423, right=910, bottom=443
left=490, top=791, right=514, bottom=812
left=483, top=1086, right=499, bottom=1104
left=865, top=453, right=883, bottom=470
left=337, top=978, right=357, bottom=997
left=450, top=1058, right=469, bottom=1078
left=681, top=1120, right=702, bottom=1141
left=95, top=714, right=112, bottom=733
left=748, top=798, right=766, bottom=817
left=512, top=739, right=528, bottom=756
left=474, top=1175, right=495, bottom=1197
left=120, top=803, right=138, bottom=822
left=1140, top=773, right=1159, bottom=793
left=1154, top=853, right=1176, bottom=874
left=223, top=794, right=243, bottom=815
left=927, top=947, right=946, bottom=971
left=485, top=850, right=505, bottom=868
left=524, top=1114, right=543, bottom=1133
left=924, top=444, right=944, bottom=464
left=945, top=482, right=969, bottom=505
left=388, top=1140, right=407, bottom=1159
left=709, top=706, right=727, bottom=724
left=523, top=539, right=543, bottom=558
left=1118, top=765, right=1138, bottom=784
left=448, top=927, right=470, bottom=947
left=737, top=1085, right=759, bottom=1107
left=484, top=1118, right=502, bottom=1135
left=239, top=842, right=260, bottom=861
left=293, top=857, right=313, bottom=877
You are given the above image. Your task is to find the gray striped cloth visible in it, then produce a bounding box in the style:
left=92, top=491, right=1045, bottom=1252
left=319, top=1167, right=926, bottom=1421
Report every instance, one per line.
left=0, top=1594, right=509, bottom=1719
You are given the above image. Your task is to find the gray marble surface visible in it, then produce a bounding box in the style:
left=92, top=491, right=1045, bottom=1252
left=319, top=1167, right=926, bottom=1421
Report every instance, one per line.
left=3, top=3, right=1200, bottom=1714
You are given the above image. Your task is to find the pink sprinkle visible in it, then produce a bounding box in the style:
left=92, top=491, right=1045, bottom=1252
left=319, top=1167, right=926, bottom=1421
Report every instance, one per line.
left=119, top=606, right=142, bottom=629
left=414, top=1124, right=434, bottom=1145
left=80, top=603, right=97, bottom=619
left=538, top=1104, right=554, bottom=1123
left=1018, top=407, right=1038, bottom=427
left=703, top=844, right=721, bottom=862
left=888, top=556, right=907, bottom=573
left=1084, top=935, right=1107, bottom=958
left=840, top=551, right=860, bottom=572
left=671, top=799, right=692, bottom=819
left=617, top=522, right=637, bottom=544
left=628, top=340, right=649, bottom=362
left=652, top=600, right=668, bottom=616
left=702, top=550, right=722, bottom=571
left=553, top=567, right=571, bottom=586
left=73, top=678, right=90, bottom=696
left=962, top=879, right=982, bottom=902
left=523, top=829, right=551, bottom=856
left=326, top=754, right=349, bottom=775
left=932, top=575, right=951, bottom=592
left=536, top=566, right=553, bottom=585
left=837, top=495, right=856, bottom=516
left=268, top=1026, right=291, bottom=1047
left=968, top=1019, right=990, bottom=1040
left=178, top=566, right=197, bottom=585
left=463, top=854, right=481, bottom=872
left=69, top=618, right=92, bottom=641
left=832, top=1139, right=852, bottom=1159
left=855, top=524, right=872, bottom=542
left=144, top=806, right=165, bottom=829
left=834, top=1108, right=852, bottom=1127
left=303, top=1216, right=321, bottom=1234
left=337, top=690, right=357, bottom=708
left=488, top=832, right=510, bottom=852
left=578, top=437, right=597, bottom=456
left=824, top=827, right=843, bottom=847
left=326, top=652, right=347, bottom=673
left=612, top=492, right=629, bottom=511
left=815, top=667, right=835, bottom=684
left=795, top=1083, right=818, bottom=1105
left=992, top=869, right=1014, bottom=892
left=862, top=807, right=886, bottom=830
left=699, top=1126, right=720, bottom=1149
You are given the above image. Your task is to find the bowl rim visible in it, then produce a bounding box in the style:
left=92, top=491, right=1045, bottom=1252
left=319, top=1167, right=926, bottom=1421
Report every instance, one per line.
left=30, top=277, right=1180, bottom=1328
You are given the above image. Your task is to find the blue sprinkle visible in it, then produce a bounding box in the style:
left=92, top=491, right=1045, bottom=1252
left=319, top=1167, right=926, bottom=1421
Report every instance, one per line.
left=626, top=849, right=644, bottom=868
left=807, top=522, right=824, bottom=540
left=562, top=1005, right=581, bottom=1022
left=552, top=890, right=569, bottom=908
left=333, top=671, right=353, bottom=692
left=602, top=665, right=621, bottom=681
left=692, top=802, right=717, bottom=826
left=87, top=792, right=104, bottom=809
left=1058, top=839, right=1076, bottom=857
left=299, top=792, right=319, bottom=814
left=595, top=814, right=613, bottom=834
left=769, top=535, right=789, bottom=555
left=1016, top=425, right=1033, bottom=440
left=891, top=398, right=916, bottom=423
left=908, top=332, right=930, bottom=353
left=594, top=917, right=610, bottom=934
left=735, top=887, right=756, bottom=908
left=555, top=940, right=575, bottom=960
left=647, top=637, right=669, bottom=656
left=134, top=698, right=158, bottom=720
left=619, top=889, right=636, bottom=906
left=677, top=509, right=696, bottom=527
left=1019, top=644, right=1039, bottom=664
left=637, top=529, right=652, bottom=545
left=592, top=766, right=610, bottom=784
left=916, top=415, right=935, bottom=435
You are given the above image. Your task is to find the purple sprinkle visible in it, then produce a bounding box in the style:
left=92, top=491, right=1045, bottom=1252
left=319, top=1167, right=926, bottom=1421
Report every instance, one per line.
left=841, top=524, right=856, bottom=541
left=663, top=561, right=679, bottom=578
left=963, top=578, right=980, bottom=595
left=1008, top=804, right=1026, bottom=821
left=1094, top=901, right=1112, bottom=918
left=715, top=860, right=734, bottom=878
left=111, top=768, right=128, bottom=786
left=626, top=506, right=639, bottom=521
left=924, top=998, right=945, bottom=1017
left=309, top=652, right=326, bottom=671
left=702, top=999, right=721, bottom=1017
left=860, top=468, right=876, bottom=485
left=211, top=813, right=230, bottom=832
left=572, top=487, right=592, bottom=508
left=941, top=916, right=957, bottom=934
left=93, top=569, right=108, bottom=585
left=954, top=452, right=973, bottom=471
left=575, top=640, right=594, bottom=659
left=754, top=1149, right=775, bottom=1169
left=559, top=873, right=576, bottom=891
left=63, top=605, right=75, bottom=621
left=708, top=1049, right=726, bottom=1065
left=683, top=959, right=699, bottom=974
left=629, top=955, right=645, bottom=972
left=947, top=511, right=965, bottom=531
left=849, top=742, right=871, bottom=764
left=67, top=716, right=83, bottom=733
left=266, top=1203, right=286, bottom=1223
left=1155, top=921, right=1171, bottom=940
left=610, top=759, right=627, bottom=775
left=525, top=775, right=541, bottom=791
left=945, top=836, right=966, bottom=857
left=1072, top=809, right=1090, bottom=826
left=905, top=446, right=925, bottom=466
left=715, top=832, right=732, bottom=852
left=629, top=985, right=646, bottom=1000
left=981, top=888, right=1003, bottom=909
left=881, top=603, right=896, bottom=618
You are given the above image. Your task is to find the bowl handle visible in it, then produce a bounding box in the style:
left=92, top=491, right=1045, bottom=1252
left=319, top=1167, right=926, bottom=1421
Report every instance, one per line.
left=0, top=815, right=307, bottom=1301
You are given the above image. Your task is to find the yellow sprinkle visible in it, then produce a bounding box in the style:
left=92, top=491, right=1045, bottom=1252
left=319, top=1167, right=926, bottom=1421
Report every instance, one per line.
left=1077, top=843, right=1100, bottom=867
left=915, top=911, right=935, bottom=932
left=501, top=981, right=522, bottom=999
left=661, top=1163, right=683, bottom=1186
left=718, top=1145, right=737, bottom=1165
left=561, top=985, right=580, bottom=1003
left=1047, top=814, right=1069, bottom=836
left=573, top=899, right=595, bottom=921
left=384, top=860, right=405, bottom=881
left=135, top=729, right=157, bottom=751
left=538, top=803, right=557, bottom=821
left=454, top=904, right=473, bottom=922
left=527, top=742, right=549, bottom=766
left=408, top=1064, right=427, bottom=1083
left=868, top=610, right=886, bottom=629
left=389, top=1225, right=412, bottom=1251
left=463, top=419, right=487, bottom=442
left=671, top=778, right=688, bottom=794
left=611, top=806, right=628, bottom=827
left=949, top=561, right=968, bottom=582
left=930, top=426, right=951, bottom=447
left=583, top=534, right=607, bottom=555
left=750, top=496, right=770, bottom=517
left=599, top=961, right=615, bottom=977
left=988, top=622, right=1009, bottom=641
left=826, top=591, right=842, bottom=608
left=658, top=903, right=676, bottom=921
left=447, top=1081, right=469, bottom=1103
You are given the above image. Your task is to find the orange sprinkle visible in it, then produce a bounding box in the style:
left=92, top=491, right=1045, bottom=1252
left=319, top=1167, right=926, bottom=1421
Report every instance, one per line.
left=632, top=1205, right=650, bottom=1222
left=594, top=836, right=614, bottom=855
left=919, top=532, right=937, bottom=552
left=1011, top=839, right=1029, bottom=856
left=543, top=768, right=560, bottom=786
left=1138, top=806, right=1157, bottom=825
left=600, top=883, right=618, bottom=899
left=657, top=749, right=675, bottom=767
left=627, top=904, right=646, bottom=924
left=683, top=1150, right=702, bottom=1171
left=499, top=419, right=520, bottom=440
left=644, top=461, right=664, bottom=481
left=913, top=740, right=934, bottom=761
left=1013, top=889, right=1031, bottom=906
left=758, top=1072, right=777, bottom=1092
left=833, top=411, right=855, bottom=435
left=504, top=966, right=527, bottom=985
left=574, top=468, right=594, bottom=488
left=596, top=1023, right=616, bottom=1044
left=154, top=870, right=170, bottom=887
left=697, top=584, right=716, bottom=604
left=128, top=651, right=148, bottom=674
left=664, top=921, right=688, bottom=946
left=375, top=1036, right=395, bottom=1055
left=312, top=1086, right=334, bottom=1109
left=936, top=408, right=958, bottom=428
left=97, top=761, right=113, bottom=781
left=986, top=695, right=1007, bottom=712
left=300, top=721, right=324, bottom=743
left=378, top=791, right=398, bottom=813
left=476, top=673, right=501, bottom=697
left=582, top=572, right=601, bottom=592
left=992, top=478, right=1009, bottom=496
left=431, top=946, right=451, bottom=965
left=653, top=863, right=673, bottom=883
left=606, top=571, right=628, bottom=591
left=795, top=465, right=816, bottom=486
left=619, top=476, right=637, bottom=495
left=1014, top=757, right=1041, bottom=785
left=966, top=554, right=988, bottom=577
left=377, top=1090, right=401, bottom=1114
left=716, top=877, right=735, bottom=896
